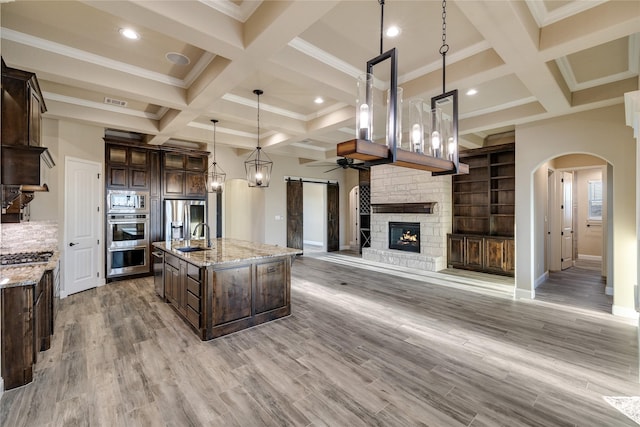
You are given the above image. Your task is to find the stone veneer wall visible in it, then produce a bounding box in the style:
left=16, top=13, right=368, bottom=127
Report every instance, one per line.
left=0, top=221, right=59, bottom=254
left=362, top=164, right=452, bottom=271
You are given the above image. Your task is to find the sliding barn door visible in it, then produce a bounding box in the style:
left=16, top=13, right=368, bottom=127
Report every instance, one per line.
left=286, top=179, right=303, bottom=250
left=327, top=183, right=339, bottom=252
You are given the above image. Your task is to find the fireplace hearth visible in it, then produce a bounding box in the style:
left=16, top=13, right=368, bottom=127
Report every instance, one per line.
left=389, top=222, right=420, bottom=253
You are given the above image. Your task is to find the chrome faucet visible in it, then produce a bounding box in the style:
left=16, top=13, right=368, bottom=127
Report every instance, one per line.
left=192, top=222, right=211, bottom=248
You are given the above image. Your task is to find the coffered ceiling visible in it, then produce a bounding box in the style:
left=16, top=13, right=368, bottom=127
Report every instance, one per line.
left=1, top=0, right=638, bottom=168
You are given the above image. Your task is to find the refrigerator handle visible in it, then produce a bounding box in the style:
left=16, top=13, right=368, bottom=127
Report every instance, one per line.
left=184, top=202, right=190, bottom=239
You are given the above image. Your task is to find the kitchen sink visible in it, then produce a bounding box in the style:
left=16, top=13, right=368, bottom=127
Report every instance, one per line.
left=177, top=247, right=206, bottom=253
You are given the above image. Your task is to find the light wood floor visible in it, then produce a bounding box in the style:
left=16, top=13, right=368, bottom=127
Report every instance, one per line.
left=1, top=255, right=638, bottom=426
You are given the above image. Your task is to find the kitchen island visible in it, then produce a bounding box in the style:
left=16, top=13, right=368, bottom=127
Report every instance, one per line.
left=152, top=238, right=302, bottom=340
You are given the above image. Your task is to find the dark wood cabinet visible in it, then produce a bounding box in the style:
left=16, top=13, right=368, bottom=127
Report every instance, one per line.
left=1, top=59, right=46, bottom=147
left=164, top=252, right=203, bottom=332
left=1, top=285, right=34, bottom=390
left=158, top=246, right=292, bottom=341
left=449, top=143, right=515, bottom=275
left=106, top=144, right=149, bottom=190
left=162, top=151, right=207, bottom=199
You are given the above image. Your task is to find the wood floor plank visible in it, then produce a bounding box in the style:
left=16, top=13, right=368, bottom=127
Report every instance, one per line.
left=1, top=254, right=638, bottom=426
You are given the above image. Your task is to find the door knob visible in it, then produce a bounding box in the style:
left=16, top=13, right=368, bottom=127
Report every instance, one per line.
left=69, top=242, right=79, bottom=247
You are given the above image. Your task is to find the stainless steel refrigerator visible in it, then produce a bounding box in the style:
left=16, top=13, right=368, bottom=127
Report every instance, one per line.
left=164, top=200, right=207, bottom=241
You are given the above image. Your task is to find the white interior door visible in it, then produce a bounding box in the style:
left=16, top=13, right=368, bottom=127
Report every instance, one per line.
left=561, top=171, right=573, bottom=270
left=64, top=157, right=101, bottom=296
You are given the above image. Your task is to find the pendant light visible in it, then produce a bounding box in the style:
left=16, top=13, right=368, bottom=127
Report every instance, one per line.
left=205, top=119, right=226, bottom=193
left=245, top=89, right=273, bottom=187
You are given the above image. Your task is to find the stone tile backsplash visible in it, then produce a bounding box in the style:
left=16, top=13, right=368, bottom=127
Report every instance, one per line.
left=1, top=221, right=59, bottom=254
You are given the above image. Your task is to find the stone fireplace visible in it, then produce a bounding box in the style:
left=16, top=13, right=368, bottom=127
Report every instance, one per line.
left=362, top=164, right=452, bottom=271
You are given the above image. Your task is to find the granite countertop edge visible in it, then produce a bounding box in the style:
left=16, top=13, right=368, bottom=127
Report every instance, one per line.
left=0, top=251, right=60, bottom=289
left=153, top=239, right=302, bottom=268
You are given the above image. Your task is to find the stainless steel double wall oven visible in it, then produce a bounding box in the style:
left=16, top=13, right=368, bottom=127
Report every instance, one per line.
left=106, top=190, right=150, bottom=278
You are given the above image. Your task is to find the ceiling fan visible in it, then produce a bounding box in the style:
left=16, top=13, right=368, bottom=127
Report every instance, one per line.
left=323, top=157, right=369, bottom=173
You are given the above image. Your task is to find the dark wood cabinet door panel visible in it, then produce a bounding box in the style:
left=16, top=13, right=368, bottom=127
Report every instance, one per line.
left=484, top=238, right=506, bottom=272
left=447, top=234, right=465, bottom=267
left=129, top=169, right=148, bottom=189
left=185, top=172, right=206, bottom=197
left=164, top=171, right=185, bottom=196
left=107, top=166, right=127, bottom=188
left=1, top=286, right=35, bottom=390
left=254, top=261, right=286, bottom=314
left=465, top=237, right=484, bottom=269
left=164, top=153, right=185, bottom=169
left=213, top=266, right=251, bottom=325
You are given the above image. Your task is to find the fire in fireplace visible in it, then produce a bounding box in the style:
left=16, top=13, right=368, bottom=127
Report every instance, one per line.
left=389, top=222, right=420, bottom=253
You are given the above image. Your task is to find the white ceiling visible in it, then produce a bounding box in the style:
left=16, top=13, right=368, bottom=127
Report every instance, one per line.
left=1, top=0, right=638, bottom=167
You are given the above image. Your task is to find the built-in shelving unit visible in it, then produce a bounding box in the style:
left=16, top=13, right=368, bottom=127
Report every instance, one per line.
left=448, top=143, right=515, bottom=276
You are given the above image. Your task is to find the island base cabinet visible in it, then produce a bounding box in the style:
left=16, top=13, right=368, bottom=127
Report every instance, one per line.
left=158, top=243, right=295, bottom=341
left=204, top=257, right=291, bottom=340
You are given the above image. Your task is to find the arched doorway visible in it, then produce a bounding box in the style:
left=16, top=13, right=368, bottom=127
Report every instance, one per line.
left=533, top=154, right=610, bottom=313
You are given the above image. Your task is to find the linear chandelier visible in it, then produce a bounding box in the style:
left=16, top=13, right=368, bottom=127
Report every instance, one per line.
left=337, top=0, right=467, bottom=175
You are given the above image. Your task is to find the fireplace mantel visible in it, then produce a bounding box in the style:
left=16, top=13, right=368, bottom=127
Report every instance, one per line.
left=371, top=202, right=436, bottom=214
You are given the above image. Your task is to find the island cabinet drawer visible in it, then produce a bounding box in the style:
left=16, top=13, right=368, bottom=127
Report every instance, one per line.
left=186, top=290, right=200, bottom=312
left=186, top=276, right=201, bottom=296
left=187, top=263, right=200, bottom=280
left=165, top=253, right=179, bottom=269
left=186, top=306, right=200, bottom=328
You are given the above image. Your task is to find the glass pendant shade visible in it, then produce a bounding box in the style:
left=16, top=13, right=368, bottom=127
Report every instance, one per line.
left=409, top=99, right=424, bottom=154
left=356, top=73, right=373, bottom=141
left=206, top=119, right=226, bottom=193
left=387, top=86, right=402, bottom=148
left=429, top=108, right=443, bottom=158
left=245, top=89, right=272, bottom=187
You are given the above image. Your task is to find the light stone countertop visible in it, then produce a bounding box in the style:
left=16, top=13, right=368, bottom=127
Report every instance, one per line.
left=0, top=251, right=60, bottom=289
left=153, top=238, right=302, bottom=268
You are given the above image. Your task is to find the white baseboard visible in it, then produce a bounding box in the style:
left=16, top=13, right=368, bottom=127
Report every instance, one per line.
left=534, top=271, right=549, bottom=289
left=577, top=254, right=602, bottom=261
left=0, top=376, right=4, bottom=399
left=515, top=287, right=534, bottom=300
left=303, top=240, right=323, bottom=247
left=612, top=305, right=639, bottom=320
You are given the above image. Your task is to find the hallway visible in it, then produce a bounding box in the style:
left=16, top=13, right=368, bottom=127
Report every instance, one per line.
left=536, top=262, right=611, bottom=314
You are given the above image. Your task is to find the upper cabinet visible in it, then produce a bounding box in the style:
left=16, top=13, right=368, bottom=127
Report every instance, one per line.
left=162, top=151, right=207, bottom=199
left=106, top=144, right=150, bottom=190
left=1, top=59, right=47, bottom=147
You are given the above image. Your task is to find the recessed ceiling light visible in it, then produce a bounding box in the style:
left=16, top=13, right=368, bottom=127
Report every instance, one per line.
left=466, top=89, right=478, bottom=96
left=314, top=97, right=324, bottom=104
left=166, top=52, right=191, bottom=66
left=386, top=26, right=400, bottom=37
left=119, top=28, right=140, bottom=40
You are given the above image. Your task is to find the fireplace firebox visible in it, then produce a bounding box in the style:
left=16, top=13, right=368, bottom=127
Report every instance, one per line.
left=389, top=222, right=420, bottom=253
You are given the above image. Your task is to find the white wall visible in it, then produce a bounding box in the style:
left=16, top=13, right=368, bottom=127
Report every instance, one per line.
left=224, top=179, right=265, bottom=242
left=533, top=162, right=550, bottom=286
left=516, top=104, right=637, bottom=318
